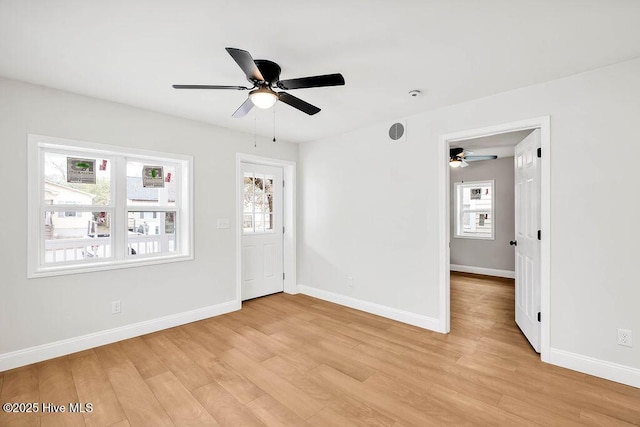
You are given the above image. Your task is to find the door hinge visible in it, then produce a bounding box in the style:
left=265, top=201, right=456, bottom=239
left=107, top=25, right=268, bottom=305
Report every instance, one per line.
left=283, top=180, right=285, bottom=187
left=283, top=226, right=285, bottom=234
left=537, top=312, right=541, bottom=322
left=537, top=229, right=541, bottom=240
left=283, top=272, right=285, bottom=280
left=537, top=147, right=542, bottom=158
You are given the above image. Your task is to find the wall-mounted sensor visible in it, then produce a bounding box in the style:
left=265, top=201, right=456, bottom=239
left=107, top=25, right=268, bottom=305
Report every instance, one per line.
left=408, top=90, right=421, bottom=97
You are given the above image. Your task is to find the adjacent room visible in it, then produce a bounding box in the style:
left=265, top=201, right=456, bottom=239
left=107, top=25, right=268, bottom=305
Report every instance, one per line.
left=1, top=1, right=640, bottom=425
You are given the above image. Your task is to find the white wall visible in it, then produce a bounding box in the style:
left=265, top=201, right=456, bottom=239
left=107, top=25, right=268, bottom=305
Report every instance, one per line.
left=299, top=57, right=640, bottom=380
left=450, top=157, right=515, bottom=273
left=0, top=77, right=297, bottom=367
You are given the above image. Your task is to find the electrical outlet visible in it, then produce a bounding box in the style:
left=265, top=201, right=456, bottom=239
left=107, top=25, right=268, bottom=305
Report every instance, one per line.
left=346, top=276, right=354, bottom=288
left=617, top=328, right=632, bottom=347
left=111, top=300, right=121, bottom=315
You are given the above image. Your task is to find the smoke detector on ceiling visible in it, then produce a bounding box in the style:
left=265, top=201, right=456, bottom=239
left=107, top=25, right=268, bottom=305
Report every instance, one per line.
left=408, top=90, right=421, bottom=97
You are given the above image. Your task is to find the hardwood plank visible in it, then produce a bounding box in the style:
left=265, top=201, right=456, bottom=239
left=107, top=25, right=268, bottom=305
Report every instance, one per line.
left=310, top=363, right=443, bottom=427
left=245, top=395, right=311, bottom=426
left=363, top=372, right=469, bottom=425
left=41, top=413, right=85, bottom=427
left=143, top=334, right=214, bottom=391
left=235, top=325, right=319, bottom=372
left=192, top=381, right=265, bottom=427
left=219, top=348, right=324, bottom=420
left=164, top=331, right=264, bottom=405
left=202, top=323, right=275, bottom=362
left=118, top=337, right=168, bottom=379
left=103, top=360, right=173, bottom=427
left=0, top=391, right=41, bottom=427
left=261, top=355, right=394, bottom=426
left=579, top=408, right=638, bottom=426
left=270, top=331, right=375, bottom=382
left=38, top=357, right=85, bottom=427
left=180, top=322, right=234, bottom=356
left=146, top=371, right=218, bottom=426
left=0, top=365, right=39, bottom=401
left=69, top=354, right=126, bottom=427
left=307, top=407, right=359, bottom=427
left=94, top=343, right=128, bottom=370
left=497, top=394, right=583, bottom=426
left=261, top=356, right=334, bottom=404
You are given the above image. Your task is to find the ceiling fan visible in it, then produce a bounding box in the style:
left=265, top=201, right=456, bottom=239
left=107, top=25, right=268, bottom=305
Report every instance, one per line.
left=172, top=47, right=345, bottom=118
left=449, top=147, right=498, bottom=168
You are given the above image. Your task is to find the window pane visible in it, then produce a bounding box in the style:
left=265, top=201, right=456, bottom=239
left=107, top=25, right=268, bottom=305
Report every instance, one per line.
left=254, top=213, right=264, bottom=233
left=44, top=210, right=112, bottom=263
left=127, top=161, right=176, bottom=207
left=127, top=211, right=177, bottom=256
left=264, top=213, right=272, bottom=231
left=243, top=214, right=253, bottom=232
left=462, top=212, right=492, bottom=235
left=44, top=152, right=111, bottom=205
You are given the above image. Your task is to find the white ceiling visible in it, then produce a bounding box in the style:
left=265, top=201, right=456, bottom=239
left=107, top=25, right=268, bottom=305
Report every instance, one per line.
left=1, top=0, right=640, bottom=143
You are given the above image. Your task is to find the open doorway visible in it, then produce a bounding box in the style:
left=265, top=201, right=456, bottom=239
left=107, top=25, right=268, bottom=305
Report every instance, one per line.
left=438, top=117, right=551, bottom=362
left=449, top=130, right=532, bottom=279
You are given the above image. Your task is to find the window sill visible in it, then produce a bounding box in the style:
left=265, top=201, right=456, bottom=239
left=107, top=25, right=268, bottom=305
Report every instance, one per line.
left=453, top=235, right=495, bottom=241
left=28, top=254, right=194, bottom=279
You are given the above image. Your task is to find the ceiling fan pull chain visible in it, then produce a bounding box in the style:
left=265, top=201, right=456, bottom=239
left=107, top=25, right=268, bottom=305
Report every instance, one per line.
left=273, top=106, right=277, bottom=143
left=254, top=111, right=257, bottom=148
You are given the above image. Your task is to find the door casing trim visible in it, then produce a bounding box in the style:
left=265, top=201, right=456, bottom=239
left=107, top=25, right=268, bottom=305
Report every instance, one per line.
left=236, top=153, right=297, bottom=305
left=438, top=116, right=551, bottom=362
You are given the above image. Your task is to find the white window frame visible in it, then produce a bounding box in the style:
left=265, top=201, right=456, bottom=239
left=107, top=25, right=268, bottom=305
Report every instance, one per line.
left=28, top=134, right=193, bottom=278
left=454, top=180, right=495, bottom=240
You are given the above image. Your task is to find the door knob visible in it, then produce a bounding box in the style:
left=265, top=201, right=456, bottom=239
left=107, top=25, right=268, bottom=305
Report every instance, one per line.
left=509, top=240, right=517, bottom=246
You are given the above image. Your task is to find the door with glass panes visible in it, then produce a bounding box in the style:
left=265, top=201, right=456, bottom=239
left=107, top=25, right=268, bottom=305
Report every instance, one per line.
left=241, top=163, right=284, bottom=300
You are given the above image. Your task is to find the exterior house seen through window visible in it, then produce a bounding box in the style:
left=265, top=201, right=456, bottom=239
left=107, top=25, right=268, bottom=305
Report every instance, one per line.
left=454, top=180, right=495, bottom=240
left=28, top=135, right=193, bottom=277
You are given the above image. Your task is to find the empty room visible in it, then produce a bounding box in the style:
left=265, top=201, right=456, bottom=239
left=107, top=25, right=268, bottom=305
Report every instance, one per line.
left=1, top=1, right=640, bottom=425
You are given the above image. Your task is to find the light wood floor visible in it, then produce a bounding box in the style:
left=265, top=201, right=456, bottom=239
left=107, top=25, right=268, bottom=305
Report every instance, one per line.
left=2, top=273, right=640, bottom=426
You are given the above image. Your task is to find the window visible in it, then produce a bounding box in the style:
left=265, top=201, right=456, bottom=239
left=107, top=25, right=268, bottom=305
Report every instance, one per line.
left=28, top=135, right=193, bottom=277
left=243, top=172, right=275, bottom=234
left=454, top=180, right=494, bottom=240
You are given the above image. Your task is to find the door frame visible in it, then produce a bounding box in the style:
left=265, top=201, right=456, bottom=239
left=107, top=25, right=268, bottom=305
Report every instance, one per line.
left=438, top=116, right=551, bottom=362
left=236, top=153, right=297, bottom=305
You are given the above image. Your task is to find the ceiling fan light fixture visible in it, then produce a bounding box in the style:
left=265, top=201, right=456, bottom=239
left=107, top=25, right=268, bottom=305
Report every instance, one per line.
left=249, top=87, right=277, bottom=109
left=449, top=158, right=462, bottom=168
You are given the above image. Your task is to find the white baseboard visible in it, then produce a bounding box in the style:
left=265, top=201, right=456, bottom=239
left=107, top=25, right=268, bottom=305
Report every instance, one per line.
left=549, top=348, right=640, bottom=389
left=297, top=284, right=441, bottom=332
left=450, top=264, right=515, bottom=279
left=0, top=299, right=241, bottom=372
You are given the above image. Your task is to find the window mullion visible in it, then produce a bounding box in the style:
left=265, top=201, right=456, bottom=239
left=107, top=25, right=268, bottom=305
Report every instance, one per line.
left=114, top=155, right=127, bottom=260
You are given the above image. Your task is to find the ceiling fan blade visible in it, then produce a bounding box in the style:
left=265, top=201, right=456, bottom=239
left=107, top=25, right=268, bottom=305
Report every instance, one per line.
left=225, top=47, right=265, bottom=82
left=464, top=155, right=498, bottom=161
left=232, top=98, right=254, bottom=118
left=460, top=160, right=469, bottom=168
left=277, top=73, right=345, bottom=90
left=278, top=92, right=321, bottom=115
left=172, top=84, right=250, bottom=90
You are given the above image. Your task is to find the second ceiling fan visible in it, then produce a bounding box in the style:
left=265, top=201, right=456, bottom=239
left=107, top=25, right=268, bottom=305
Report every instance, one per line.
left=173, top=47, right=345, bottom=118
left=450, top=147, right=498, bottom=168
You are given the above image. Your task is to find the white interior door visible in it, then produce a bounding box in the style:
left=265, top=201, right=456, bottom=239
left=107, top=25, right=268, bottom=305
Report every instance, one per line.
left=241, top=163, right=284, bottom=301
left=514, top=129, right=541, bottom=352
